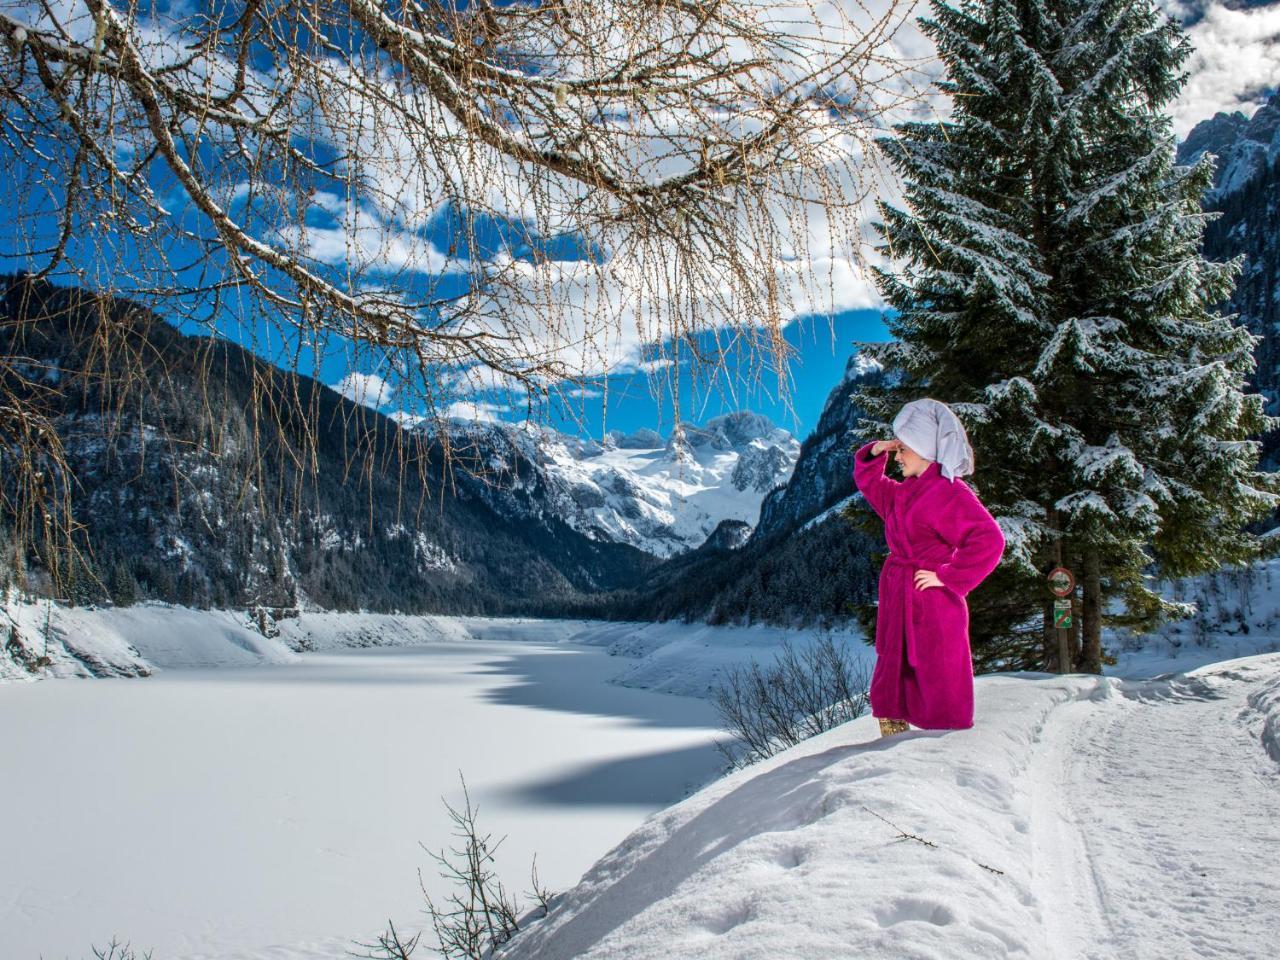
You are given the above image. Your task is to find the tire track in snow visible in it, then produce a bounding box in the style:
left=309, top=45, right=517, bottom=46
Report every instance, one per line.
left=1032, top=656, right=1280, bottom=960
left=1030, top=685, right=1122, bottom=960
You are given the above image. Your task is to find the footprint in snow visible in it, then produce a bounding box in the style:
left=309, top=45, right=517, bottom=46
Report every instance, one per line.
left=874, top=897, right=958, bottom=928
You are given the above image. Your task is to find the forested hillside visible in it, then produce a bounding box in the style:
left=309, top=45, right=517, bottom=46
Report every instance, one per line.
left=0, top=275, right=656, bottom=615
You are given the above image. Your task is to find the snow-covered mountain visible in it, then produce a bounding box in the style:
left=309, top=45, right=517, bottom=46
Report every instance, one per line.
left=1179, top=90, right=1280, bottom=200
left=441, top=412, right=801, bottom=558
left=599, top=352, right=887, bottom=627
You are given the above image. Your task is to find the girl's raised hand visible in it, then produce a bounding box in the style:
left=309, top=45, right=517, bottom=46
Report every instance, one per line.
left=871, top=438, right=902, bottom=456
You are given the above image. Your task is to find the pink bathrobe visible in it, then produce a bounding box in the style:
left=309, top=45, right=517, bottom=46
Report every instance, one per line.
left=852, top=441, right=1006, bottom=729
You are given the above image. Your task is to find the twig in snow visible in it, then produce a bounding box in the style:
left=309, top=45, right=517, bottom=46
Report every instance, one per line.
left=862, top=805, right=1006, bottom=875
left=863, top=805, right=937, bottom=847
left=90, top=940, right=153, bottom=960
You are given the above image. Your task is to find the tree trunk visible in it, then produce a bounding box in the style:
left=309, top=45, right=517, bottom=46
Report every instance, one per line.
left=1043, top=504, right=1076, bottom=672
left=1081, top=546, right=1102, bottom=674
left=1042, top=595, right=1058, bottom=670
left=1042, top=505, right=1059, bottom=670
left=1069, top=550, right=1083, bottom=671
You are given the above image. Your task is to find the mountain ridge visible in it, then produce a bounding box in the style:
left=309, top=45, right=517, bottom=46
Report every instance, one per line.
left=0, top=274, right=657, bottom=615
left=427, top=410, right=799, bottom=559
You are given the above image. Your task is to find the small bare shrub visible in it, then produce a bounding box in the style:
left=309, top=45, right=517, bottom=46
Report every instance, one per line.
left=90, top=940, right=153, bottom=960
left=352, top=771, right=556, bottom=960
left=712, top=630, right=871, bottom=770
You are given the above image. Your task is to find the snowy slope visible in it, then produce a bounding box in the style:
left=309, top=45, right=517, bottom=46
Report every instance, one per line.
left=0, top=601, right=284, bottom=681
left=0, top=598, right=609, bottom=682
left=450, top=412, right=800, bottom=558
left=500, top=653, right=1280, bottom=960
left=5, top=560, right=1280, bottom=958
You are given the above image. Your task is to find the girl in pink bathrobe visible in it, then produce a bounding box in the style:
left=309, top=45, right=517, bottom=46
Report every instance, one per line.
left=852, top=399, right=1006, bottom=736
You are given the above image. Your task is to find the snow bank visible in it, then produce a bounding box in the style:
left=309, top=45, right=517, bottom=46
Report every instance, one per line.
left=499, top=669, right=1098, bottom=959
left=1108, top=555, right=1280, bottom=670
left=501, top=653, right=1280, bottom=959
left=0, top=600, right=301, bottom=680
left=0, top=599, right=867, bottom=696
left=1247, top=663, right=1280, bottom=765
left=0, top=600, right=613, bottom=682
left=569, top=620, right=869, bottom=698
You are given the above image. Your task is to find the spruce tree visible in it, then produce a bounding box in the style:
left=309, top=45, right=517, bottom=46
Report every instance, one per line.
left=108, top=557, right=139, bottom=608
left=850, top=0, right=1280, bottom=672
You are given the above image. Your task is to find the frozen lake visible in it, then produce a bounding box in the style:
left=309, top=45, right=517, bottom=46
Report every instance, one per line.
left=1, top=633, right=727, bottom=960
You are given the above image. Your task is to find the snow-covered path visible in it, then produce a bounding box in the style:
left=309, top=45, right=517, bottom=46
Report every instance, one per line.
left=1033, top=658, right=1280, bottom=960
left=503, top=653, right=1280, bottom=959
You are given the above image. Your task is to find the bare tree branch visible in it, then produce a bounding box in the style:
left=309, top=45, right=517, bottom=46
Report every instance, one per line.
left=0, top=0, right=925, bottom=589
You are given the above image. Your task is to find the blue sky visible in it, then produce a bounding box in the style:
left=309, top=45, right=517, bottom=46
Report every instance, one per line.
left=535, top=308, right=891, bottom=441
left=307, top=299, right=891, bottom=442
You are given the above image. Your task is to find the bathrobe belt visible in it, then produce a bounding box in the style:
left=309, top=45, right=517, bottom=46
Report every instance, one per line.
left=886, top=552, right=952, bottom=570
left=884, top=552, right=956, bottom=669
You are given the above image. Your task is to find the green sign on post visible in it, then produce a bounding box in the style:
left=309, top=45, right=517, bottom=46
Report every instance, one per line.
left=1053, top=598, right=1073, bottom=629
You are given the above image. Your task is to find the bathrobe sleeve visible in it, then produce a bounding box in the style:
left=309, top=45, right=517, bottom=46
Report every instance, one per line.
left=933, top=482, right=1006, bottom=596
left=852, top=440, right=900, bottom=519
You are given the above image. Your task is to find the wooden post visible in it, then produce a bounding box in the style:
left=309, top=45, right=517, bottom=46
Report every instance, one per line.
left=1047, top=562, right=1076, bottom=674
left=1081, top=547, right=1101, bottom=674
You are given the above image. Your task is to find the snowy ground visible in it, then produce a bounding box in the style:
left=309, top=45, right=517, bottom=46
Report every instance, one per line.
left=4, top=559, right=1279, bottom=958
left=489, top=559, right=1280, bottom=959
left=501, top=652, right=1280, bottom=960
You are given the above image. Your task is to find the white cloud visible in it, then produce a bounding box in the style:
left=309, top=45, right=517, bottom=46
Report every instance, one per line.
left=443, top=400, right=509, bottom=423
left=334, top=371, right=392, bottom=409
left=271, top=192, right=453, bottom=276
left=1165, top=1, right=1280, bottom=138
left=635, top=358, right=676, bottom=374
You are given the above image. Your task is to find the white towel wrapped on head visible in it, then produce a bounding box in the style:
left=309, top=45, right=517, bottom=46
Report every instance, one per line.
left=891, top=398, right=974, bottom=482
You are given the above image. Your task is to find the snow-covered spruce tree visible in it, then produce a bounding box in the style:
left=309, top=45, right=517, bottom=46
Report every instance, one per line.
left=848, top=0, right=1280, bottom=673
